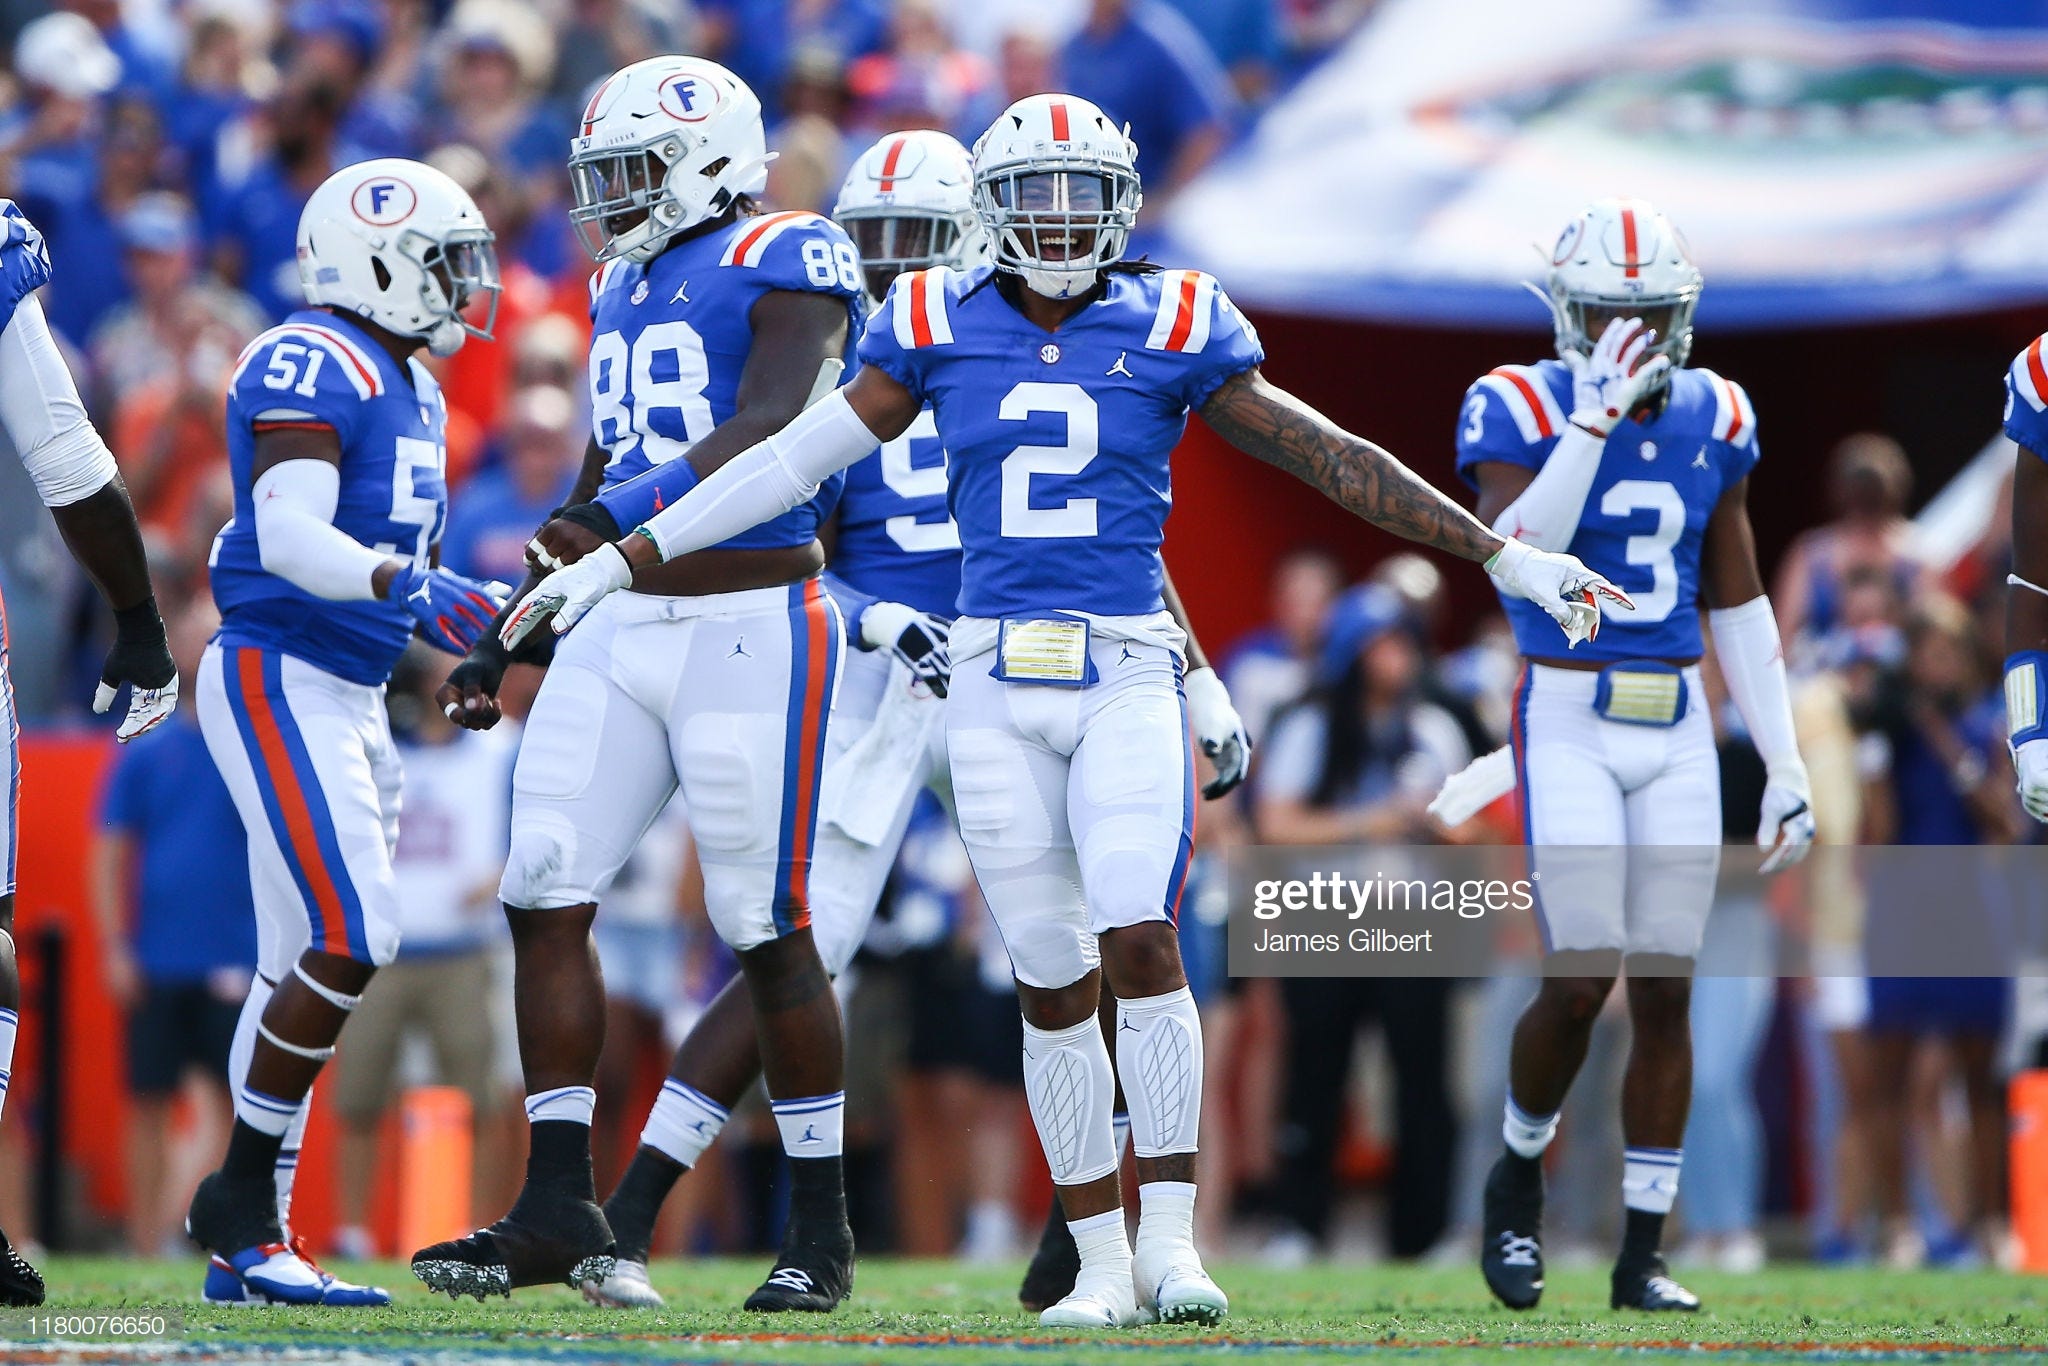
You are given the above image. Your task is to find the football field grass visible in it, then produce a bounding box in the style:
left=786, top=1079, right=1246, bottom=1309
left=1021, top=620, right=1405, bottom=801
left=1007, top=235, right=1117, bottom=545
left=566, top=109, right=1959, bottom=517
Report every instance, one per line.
left=7, top=1257, right=2045, bottom=1364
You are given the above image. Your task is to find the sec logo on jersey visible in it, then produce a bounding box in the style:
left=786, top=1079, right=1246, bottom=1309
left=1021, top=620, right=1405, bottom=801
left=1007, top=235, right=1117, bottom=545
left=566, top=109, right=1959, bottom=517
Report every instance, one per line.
left=659, top=73, right=723, bottom=122
left=351, top=177, right=417, bottom=227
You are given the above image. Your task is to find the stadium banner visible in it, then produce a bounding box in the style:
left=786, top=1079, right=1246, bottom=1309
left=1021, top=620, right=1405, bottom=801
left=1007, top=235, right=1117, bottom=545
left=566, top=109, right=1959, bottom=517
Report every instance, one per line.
left=1162, top=0, right=2048, bottom=328
left=1224, top=844, right=2046, bottom=978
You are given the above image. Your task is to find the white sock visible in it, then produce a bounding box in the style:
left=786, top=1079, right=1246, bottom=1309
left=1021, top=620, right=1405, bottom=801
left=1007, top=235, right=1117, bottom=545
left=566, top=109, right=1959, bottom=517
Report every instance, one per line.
left=770, top=1091, right=845, bottom=1159
left=1503, top=1095, right=1559, bottom=1159
left=641, top=1079, right=730, bottom=1168
left=1134, top=1179, right=1198, bottom=1256
left=236, top=1084, right=297, bottom=1137
left=1068, top=1207, right=1133, bottom=1287
left=277, top=1098, right=310, bottom=1231
left=525, top=1086, right=597, bottom=1126
left=1623, top=1146, right=1682, bottom=1214
left=1117, top=987, right=1203, bottom=1158
left=1022, top=1015, right=1118, bottom=1186
left=0, top=1005, right=16, bottom=1128
left=226, top=975, right=272, bottom=1113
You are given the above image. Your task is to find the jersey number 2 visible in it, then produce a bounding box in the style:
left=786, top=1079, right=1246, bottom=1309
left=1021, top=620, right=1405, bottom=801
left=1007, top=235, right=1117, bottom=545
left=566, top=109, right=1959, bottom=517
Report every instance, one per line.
left=998, top=382, right=1097, bottom=539
left=1599, top=479, right=1683, bottom=623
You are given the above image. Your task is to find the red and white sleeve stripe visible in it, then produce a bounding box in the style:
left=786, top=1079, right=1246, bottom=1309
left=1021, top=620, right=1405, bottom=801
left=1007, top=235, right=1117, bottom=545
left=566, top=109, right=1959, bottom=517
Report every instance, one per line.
left=2011, top=336, right=2048, bottom=414
left=1705, top=370, right=1758, bottom=445
left=1146, top=270, right=1216, bottom=353
left=720, top=210, right=822, bottom=268
left=230, top=323, right=384, bottom=399
left=890, top=267, right=954, bottom=349
left=1475, top=365, right=1566, bottom=444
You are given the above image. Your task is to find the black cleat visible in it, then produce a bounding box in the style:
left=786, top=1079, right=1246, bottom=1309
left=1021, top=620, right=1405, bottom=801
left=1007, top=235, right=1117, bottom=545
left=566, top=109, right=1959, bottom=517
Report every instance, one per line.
left=411, top=1190, right=614, bottom=1300
left=1480, top=1152, right=1545, bottom=1310
left=184, top=1170, right=284, bottom=1259
left=0, top=1228, right=42, bottom=1307
left=1611, top=1256, right=1701, bottom=1312
left=743, top=1218, right=854, bottom=1313
left=1018, top=1201, right=1079, bottom=1313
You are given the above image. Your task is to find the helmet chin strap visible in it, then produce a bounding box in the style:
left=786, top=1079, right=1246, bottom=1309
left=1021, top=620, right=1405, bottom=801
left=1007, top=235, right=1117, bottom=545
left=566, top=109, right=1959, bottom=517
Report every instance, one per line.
left=426, top=316, right=466, bottom=357
left=1018, top=264, right=1095, bottom=299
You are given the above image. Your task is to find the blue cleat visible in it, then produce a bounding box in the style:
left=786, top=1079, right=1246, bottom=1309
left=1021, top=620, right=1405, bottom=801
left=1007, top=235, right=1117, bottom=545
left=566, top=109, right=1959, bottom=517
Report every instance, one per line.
left=201, top=1240, right=391, bottom=1307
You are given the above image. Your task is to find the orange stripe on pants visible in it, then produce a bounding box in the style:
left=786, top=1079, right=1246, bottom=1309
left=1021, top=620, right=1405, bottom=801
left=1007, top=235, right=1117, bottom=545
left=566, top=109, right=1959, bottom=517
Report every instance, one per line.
left=236, top=650, right=351, bottom=957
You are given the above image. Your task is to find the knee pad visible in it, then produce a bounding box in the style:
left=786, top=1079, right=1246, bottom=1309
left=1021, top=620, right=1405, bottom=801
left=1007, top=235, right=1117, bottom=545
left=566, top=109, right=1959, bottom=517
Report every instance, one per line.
left=1076, top=811, right=1182, bottom=931
left=501, top=811, right=596, bottom=910
left=1022, top=1014, right=1118, bottom=1186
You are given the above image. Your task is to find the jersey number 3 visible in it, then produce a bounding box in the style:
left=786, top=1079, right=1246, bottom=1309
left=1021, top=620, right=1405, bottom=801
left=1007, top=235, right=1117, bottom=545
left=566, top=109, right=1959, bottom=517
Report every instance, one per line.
left=1599, top=479, right=1683, bottom=623
left=998, top=382, right=1098, bottom=539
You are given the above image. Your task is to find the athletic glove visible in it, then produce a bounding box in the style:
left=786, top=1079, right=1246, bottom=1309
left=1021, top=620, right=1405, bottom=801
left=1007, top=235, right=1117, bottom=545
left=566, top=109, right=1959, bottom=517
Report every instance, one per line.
left=1758, top=765, right=1818, bottom=873
left=1184, top=665, right=1251, bottom=799
left=858, top=600, right=952, bottom=698
left=501, top=541, right=634, bottom=648
left=1566, top=317, right=1671, bottom=438
left=387, top=564, right=507, bottom=655
left=1485, top=538, right=1632, bottom=647
left=93, top=596, right=178, bottom=742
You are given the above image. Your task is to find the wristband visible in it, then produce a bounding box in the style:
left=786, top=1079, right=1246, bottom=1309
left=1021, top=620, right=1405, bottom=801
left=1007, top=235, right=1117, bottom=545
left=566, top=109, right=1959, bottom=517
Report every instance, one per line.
left=2005, top=650, right=2048, bottom=747
left=595, top=459, right=701, bottom=531
left=555, top=501, right=621, bottom=541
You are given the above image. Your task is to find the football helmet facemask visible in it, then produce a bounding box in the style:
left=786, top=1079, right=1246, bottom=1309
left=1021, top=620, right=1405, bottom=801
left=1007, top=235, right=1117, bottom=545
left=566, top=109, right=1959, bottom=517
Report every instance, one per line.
left=1537, top=197, right=1701, bottom=377
left=971, top=93, right=1140, bottom=300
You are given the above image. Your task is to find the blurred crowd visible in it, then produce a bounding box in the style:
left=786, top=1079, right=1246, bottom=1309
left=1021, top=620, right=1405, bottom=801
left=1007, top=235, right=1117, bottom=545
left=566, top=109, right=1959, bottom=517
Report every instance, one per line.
left=0, top=0, right=2034, bottom=1277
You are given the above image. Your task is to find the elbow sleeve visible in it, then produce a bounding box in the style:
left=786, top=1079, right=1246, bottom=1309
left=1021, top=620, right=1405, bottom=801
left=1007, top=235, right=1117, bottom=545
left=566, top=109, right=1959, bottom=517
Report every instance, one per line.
left=252, top=460, right=388, bottom=601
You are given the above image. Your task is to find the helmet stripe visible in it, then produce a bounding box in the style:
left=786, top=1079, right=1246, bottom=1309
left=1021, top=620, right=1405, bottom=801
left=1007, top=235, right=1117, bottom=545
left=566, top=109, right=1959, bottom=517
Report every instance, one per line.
left=1050, top=99, right=1071, bottom=142
left=1620, top=203, right=1641, bottom=280
left=582, top=73, right=617, bottom=137
left=878, top=136, right=909, bottom=193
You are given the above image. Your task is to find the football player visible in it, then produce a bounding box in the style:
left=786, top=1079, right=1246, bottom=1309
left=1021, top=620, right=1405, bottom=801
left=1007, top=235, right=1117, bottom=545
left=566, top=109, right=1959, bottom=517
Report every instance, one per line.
left=0, top=201, right=179, bottom=1306
left=2003, top=335, right=2048, bottom=823
left=506, top=94, right=1619, bottom=1328
left=577, top=127, right=1255, bottom=1310
left=1453, top=199, right=1814, bottom=1312
left=185, top=159, right=505, bottom=1306
left=411, top=57, right=869, bottom=1311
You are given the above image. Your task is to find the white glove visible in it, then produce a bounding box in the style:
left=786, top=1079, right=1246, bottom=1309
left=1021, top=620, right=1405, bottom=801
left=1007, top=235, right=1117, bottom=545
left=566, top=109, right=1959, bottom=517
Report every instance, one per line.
left=859, top=599, right=952, bottom=698
left=500, top=541, right=633, bottom=648
left=1566, top=317, right=1671, bottom=437
left=1758, top=763, right=1817, bottom=873
left=1184, top=665, right=1250, bottom=799
left=1428, top=745, right=1516, bottom=827
left=2017, top=740, right=2048, bottom=823
left=1486, top=538, right=1632, bottom=648
left=94, top=674, right=180, bottom=743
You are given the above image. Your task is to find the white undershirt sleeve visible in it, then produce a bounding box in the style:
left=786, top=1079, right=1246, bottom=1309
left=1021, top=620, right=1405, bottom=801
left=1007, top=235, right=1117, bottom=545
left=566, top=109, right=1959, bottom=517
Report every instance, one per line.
left=1489, top=424, right=1606, bottom=552
left=252, top=458, right=391, bottom=602
left=642, top=388, right=884, bottom=561
left=0, top=293, right=118, bottom=507
left=1709, top=594, right=1806, bottom=778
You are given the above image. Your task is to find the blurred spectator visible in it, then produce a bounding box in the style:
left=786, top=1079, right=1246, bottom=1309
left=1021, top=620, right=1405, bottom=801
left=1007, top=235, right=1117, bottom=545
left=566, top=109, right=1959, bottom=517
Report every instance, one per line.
left=699, top=0, right=889, bottom=127
left=432, top=1, right=572, bottom=277
left=205, top=75, right=347, bottom=320
left=1254, top=585, right=1466, bottom=1261
left=1776, top=434, right=1929, bottom=669
left=161, top=7, right=271, bottom=216
left=845, top=0, right=990, bottom=141
left=1218, top=547, right=1340, bottom=746
left=71, top=0, right=179, bottom=106
left=1371, top=552, right=1498, bottom=758
left=17, top=89, right=163, bottom=348
left=6, top=13, right=122, bottom=214
left=283, top=0, right=418, bottom=161
left=551, top=0, right=693, bottom=107
left=1060, top=0, right=1235, bottom=205
left=766, top=44, right=852, bottom=214
left=1163, top=0, right=1282, bottom=102
left=329, top=646, right=518, bottom=1260
left=439, top=386, right=583, bottom=586
left=88, top=599, right=256, bottom=1255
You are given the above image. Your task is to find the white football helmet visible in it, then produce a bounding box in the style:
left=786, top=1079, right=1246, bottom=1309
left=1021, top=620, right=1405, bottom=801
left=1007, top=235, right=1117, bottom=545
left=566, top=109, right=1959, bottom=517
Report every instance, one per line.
left=569, top=56, right=772, bottom=264
left=971, top=93, right=1141, bottom=300
left=833, top=129, right=989, bottom=303
left=1538, top=197, right=1702, bottom=372
left=297, top=158, right=499, bottom=358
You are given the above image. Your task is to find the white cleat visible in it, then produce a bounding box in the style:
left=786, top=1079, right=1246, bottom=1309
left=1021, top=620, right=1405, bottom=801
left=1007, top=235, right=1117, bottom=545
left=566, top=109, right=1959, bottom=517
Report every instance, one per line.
left=1134, top=1248, right=1229, bottom=1326
left=1039, top=1281, right=1140, bottom=1329
left=581, top=1256, right=664, bottom=1308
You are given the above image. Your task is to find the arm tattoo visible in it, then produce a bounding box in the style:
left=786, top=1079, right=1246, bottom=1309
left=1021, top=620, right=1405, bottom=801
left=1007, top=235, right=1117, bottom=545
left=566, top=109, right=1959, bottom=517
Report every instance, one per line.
left=1200, top=369, right=1503, bottom=563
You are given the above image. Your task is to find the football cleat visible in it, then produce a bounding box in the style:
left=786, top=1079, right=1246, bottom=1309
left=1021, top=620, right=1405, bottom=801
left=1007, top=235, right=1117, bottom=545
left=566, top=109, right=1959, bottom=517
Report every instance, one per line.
left=582, top=1256, right=664, bottom=1308
left=1134, top=1247, right=1228, bottom=1326
left=186, top=1169, right=307, bottom=1301
left=1039, top=1277, right=1140, bottom=1329
left=204, top=1244, right=326, bottom=1306
left=743, top=1219, right=854, bottom=1313
left=1018, top=1204, right=1080, bottom=1312
left=289, top=1236, right=392, bottom=1306
left=411, top=1191, right=615, bottom=1300
left=0, top=1228, right=44, bottom=1307
left=1611, top=1256, right=1701, bottom=1312
left=1480, top=1152, right=1546, bottom=1310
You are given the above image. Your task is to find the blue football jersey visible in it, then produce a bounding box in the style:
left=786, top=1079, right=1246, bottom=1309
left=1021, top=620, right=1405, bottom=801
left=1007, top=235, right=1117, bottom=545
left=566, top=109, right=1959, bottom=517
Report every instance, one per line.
left=855, top=265, right=1264, bottom=619
left=0, top=201, right=51, bottom=335
left=832, top=408, right=962, bottom=619
left=2005, top=336, right=2048, bottom=461
left=209, top=312, right=451, bottom=686
left=587, top=209, right=864, bottom=550
left=1455, top=361, right=1760, bottom=663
